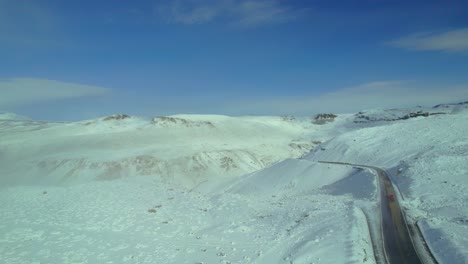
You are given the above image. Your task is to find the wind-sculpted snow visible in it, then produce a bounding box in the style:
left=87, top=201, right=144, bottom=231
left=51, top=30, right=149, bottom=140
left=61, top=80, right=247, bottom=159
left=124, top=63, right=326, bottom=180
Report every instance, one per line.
left=0, top=175, right=373, bottom=263
left=30, top=150, right=271, bottom=186
left=0, top=114, right=317, bottom=187
left=307, top=107, right=468, bottom=264
left=220, top=159, right=354, bottom=195
left=0, top=112, right=378, bottom=263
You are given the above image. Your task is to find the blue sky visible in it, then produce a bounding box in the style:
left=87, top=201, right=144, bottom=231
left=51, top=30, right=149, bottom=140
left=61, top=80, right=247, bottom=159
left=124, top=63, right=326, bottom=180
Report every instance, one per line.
left=1, top=0, right=468, bottom=120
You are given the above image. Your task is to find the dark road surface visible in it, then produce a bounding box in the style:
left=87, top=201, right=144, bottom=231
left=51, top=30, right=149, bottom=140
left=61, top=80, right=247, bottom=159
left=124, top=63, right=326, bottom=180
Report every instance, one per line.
left=318, top=161, right=423, bottom=264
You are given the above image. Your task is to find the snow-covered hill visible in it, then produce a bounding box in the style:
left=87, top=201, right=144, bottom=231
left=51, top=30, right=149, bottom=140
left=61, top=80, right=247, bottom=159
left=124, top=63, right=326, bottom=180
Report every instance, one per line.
left=305, top=105, right=468, bottom=263
left=196, top=102, right=468, bottom=263
left=0, top=114, right=324, bottom=187
left=0, top=103, right=466, bottom=263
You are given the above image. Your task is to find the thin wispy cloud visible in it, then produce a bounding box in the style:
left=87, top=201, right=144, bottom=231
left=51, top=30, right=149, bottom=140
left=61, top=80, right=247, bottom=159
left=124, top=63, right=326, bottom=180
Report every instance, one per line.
left=231, top=1, right=299, bottom=27
left=0, top=78, right=110, bottom=108
left=219, top=81, right=468, bottom=115
left=388, top=28, right=468, bottom=52
left=6, top=80, right=467, bottom=120
left=87, top=81, right=468, bottom=118
left=154, top=0, right=305, bottom=27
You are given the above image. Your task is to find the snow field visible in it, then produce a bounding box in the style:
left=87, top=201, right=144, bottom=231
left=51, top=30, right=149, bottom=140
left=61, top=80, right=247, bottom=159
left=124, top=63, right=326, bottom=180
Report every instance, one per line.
left=0, top=173, right=372, bottom=264
left=1, top=105, right=466, bottom=263
left=307, top=110, right=468, bottom=263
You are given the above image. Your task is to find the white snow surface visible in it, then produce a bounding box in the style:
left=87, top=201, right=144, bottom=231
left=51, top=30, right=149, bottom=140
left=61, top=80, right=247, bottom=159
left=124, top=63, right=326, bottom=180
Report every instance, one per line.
left=0, top=105, right=467, bottom=263
left=306, top=107, right=468, bottom=264
left=0, top=114, right=320, bottom=187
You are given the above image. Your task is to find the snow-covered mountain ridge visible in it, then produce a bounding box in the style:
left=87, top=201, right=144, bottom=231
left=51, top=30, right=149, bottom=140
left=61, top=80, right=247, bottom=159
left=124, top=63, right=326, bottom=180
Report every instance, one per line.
left=0, top=114, right=323, bottom=186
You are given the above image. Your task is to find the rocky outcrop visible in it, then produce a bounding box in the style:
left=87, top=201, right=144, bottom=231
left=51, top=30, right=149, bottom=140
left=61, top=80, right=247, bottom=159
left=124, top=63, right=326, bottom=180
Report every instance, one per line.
left=102, top=114, right=131, bottom=121
left=312, top=113, right=337, bottom=125
left=152, top=116, right=215, bottom=128
left=354, top=110, right=446, bottom=123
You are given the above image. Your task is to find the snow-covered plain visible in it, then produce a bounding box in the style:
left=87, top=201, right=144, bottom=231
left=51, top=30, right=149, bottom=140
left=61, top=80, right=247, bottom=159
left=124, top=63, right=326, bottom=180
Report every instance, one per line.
left=0, top=103, right=467, bottom=263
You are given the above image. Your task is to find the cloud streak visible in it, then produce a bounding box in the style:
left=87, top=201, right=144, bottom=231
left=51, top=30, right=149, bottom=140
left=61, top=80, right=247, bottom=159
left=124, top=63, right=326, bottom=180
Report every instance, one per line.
left=155, top=0, right=304, bottom=27
left=219, top=81, right=468, bottom=115
left=0, top=78, right=110, bottom=108
left=4, top=79, right=467, bottom=120
left=388, top=28, right=468, bottom=52
left=85, top=81, right=467, bottom=118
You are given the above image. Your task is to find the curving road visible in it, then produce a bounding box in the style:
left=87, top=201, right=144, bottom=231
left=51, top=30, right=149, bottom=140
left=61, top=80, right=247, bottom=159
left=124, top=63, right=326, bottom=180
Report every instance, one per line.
left=318, top=161, right=423, bottom=264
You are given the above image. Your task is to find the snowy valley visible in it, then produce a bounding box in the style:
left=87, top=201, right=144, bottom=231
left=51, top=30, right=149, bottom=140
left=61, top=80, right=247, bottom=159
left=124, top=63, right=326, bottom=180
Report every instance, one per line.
left=0, top=102, right=467, bottom=264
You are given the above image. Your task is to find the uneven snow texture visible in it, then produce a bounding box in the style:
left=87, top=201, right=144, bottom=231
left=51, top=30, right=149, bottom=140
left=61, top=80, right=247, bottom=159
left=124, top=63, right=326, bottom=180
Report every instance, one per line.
left=0, top=115, right=317, bottom=187
left=0, top=105, right=466, bottom=263
left=0, top=174, right=374, bottom=264
left=0, top=113, right=377, bottom=264
left=307, top=108, right=468, bottom=264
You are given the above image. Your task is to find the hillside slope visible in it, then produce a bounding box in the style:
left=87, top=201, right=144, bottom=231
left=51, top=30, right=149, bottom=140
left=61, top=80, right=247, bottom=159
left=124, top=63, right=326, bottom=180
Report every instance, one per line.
left=0, top=114, right=325, bottom=187
left=305, top=106, right=468, bottom=263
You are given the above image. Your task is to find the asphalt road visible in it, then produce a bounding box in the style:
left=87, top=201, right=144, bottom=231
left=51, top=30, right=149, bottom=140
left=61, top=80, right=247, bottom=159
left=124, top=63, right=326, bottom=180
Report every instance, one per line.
left=318, top=161, right=423, bottom=264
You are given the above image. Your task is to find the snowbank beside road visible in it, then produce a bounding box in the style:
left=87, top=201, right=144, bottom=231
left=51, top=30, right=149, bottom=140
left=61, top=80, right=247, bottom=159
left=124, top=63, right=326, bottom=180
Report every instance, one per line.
left=306, top=109, right=468, bottom=263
